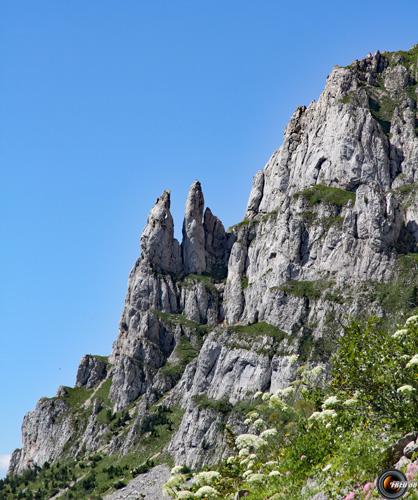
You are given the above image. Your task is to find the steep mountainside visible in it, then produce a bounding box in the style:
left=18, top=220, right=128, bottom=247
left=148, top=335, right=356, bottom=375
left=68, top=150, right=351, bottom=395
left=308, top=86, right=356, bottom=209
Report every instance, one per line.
left=7, top=45, right=418, bottom=496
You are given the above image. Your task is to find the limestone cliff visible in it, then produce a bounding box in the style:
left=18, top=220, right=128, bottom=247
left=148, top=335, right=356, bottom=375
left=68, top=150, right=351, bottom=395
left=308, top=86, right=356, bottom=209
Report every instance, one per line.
left=9, top=45, right=418, bottom=488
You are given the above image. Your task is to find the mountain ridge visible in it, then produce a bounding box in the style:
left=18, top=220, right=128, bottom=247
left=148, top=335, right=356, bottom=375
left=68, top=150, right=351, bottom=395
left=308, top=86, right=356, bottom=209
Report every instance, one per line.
left=4, top=44, right=418, bottom=498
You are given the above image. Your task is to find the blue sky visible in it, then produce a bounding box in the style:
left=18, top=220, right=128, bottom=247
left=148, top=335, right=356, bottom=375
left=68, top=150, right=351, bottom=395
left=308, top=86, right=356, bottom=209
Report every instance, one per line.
left=1, top=0, right=417, bottom=477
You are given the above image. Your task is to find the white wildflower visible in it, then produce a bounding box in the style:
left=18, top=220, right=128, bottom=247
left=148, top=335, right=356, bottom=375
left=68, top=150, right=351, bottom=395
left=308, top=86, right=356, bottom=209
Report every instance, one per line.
left=254, top=391, right=263, bottom=399
left=393, top=329, right=408, bottom=339
left=322, top=396, right=339, bottom=408
left=195, top=485, right=220, bottom=498
left=236, top=433, right=267, bottom=450
left=397, top=385, right=416, bottom=395
left=195, top=471, right=221, bottom=485
left=164, top=474, right=186, bottom=489
left=176, top=492, right=194, bottom=500
left=269, top=470, right=281, bottom=477
left=322, top=409, right=337, bottom=418
left=238, top=448, right=250, bottom=457
left=405, top=315, right=418, bottom=326
left=171, top=465, right=185, bottom=475
left=262, top=392, right=271, bottom=401
left=244, top=418, right=252, bottom=425
left=406, top=354, right=418, bottom=368
left=246, top=411, right=259, bottom=420
left=322, top=464, right=332, bottom=472
left=226, top=456, right=236, bottom=464
left=253, top=418, right=265, bottom=429
left=269, top=394, right=289, bottom=410
left=243, top=469, right=253, bottom=478
left=310, top=365, right=324, bottom=377
left=343, top=398, right=357, bottom=406
left=288, top=354, right=299, bottom=365
left=265, top=460, right=279, bottom=467
left=276, top=386, right=295, bottom=398
left=247, top=473, right=264, bottom=483
left=308, top=411, right=322, bottom=421
left=260, top=428, right=278, bottom=439
left=309, top=409, right=337, bottom=421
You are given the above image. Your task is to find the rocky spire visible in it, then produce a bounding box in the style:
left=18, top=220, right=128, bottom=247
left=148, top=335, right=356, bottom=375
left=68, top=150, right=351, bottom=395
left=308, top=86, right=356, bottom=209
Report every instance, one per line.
left=140, top=190, right=182, bottom=275
left=182, top=181, right=206, bottom=274
left=204, top=207, right=231, bottom=279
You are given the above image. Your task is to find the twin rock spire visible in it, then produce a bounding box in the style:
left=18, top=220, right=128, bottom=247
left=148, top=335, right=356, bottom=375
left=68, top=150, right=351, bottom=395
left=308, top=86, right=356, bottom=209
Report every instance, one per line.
left=140, top=181, right=233, bottom=279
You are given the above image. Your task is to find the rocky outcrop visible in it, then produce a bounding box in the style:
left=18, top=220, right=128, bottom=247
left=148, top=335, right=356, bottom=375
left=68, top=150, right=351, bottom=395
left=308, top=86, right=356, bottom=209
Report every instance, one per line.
left=9, top=45, right=418, bottom=482
left=10, top=398, right=74, bottom=475
left=140, top=190, right=182, bottom=275
left=182, top=181, right=206, bottom=275
left=104, top=464, right=171, bottom=500
left=76, top=355, right=108, bottom=389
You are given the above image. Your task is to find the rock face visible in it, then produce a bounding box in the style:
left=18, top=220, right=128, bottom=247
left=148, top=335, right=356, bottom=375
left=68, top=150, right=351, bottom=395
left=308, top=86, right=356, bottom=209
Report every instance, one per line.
left=9, top=46, right=418, bottom=480
left=76, top=355, right=108, bottom=389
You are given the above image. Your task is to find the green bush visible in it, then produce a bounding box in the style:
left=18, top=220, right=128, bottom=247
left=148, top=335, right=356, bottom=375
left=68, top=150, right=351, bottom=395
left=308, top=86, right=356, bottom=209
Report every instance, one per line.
left=228, top=322, right=286, bottom=342
left=296, top=184, right=355, bottom=207
left=279, top=279, right=331, bottom=300
left=163, top=314, right=418, bottom=499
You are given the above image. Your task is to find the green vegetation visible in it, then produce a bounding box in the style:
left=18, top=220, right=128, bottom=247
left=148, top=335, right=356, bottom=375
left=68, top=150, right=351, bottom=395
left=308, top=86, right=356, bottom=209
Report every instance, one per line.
left=90, top=355, right=110, bottom=364
left=152, top=309, right=210, bottom=335
left=368, top=94, right=396, bottom=135
left=277, top=279, right=332, bottom=300
left=296, top=184, right=355, bottom=207
left=93, top=378, right=112, bottom=406
left=160, top=336, right=200, bottom=380
left=1, top=406, right=184, bottom=499
left=228, top=321, right=286, bottom=342
left=260, top=210, right=278, bottom=222
left=181, top=273, right=219, bottom=292
left=302, top=210, right=343, bottom=230
left=164, top=315, right=418, bottom=499
left=368, top=253, right=418, bottom=323
left=385, top=44, right=418, bottom=68
left=192, top=395, right=233, bottom=415
left=395, top=182, right=418, bottom=196
left=228, top=218, right=251, bottom=232
left=341, top=93, right=352, bottom=104
left=59, top=386, right=93, bottom=410
left=393, top=182, right=418, bottom=208
left=241, top=276, right=249, bottom=289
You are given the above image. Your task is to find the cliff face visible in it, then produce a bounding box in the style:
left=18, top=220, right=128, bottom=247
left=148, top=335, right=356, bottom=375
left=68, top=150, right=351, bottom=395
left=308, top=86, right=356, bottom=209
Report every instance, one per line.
left=9, top=46, right=418, bottom=476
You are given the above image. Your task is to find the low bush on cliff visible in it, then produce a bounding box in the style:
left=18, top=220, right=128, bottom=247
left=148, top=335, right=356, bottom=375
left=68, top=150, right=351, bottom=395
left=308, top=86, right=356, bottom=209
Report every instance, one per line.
left=296, top=184, right=355, bottom=207
left=163, top=315, right=418, bottom=499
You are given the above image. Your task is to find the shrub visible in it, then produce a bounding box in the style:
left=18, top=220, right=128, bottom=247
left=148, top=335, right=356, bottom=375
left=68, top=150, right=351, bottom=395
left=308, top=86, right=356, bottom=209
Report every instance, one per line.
left=296, top=184, right=355, bottom=207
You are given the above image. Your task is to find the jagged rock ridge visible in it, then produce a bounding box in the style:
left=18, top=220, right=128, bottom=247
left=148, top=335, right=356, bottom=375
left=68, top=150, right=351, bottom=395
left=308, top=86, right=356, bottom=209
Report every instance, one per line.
left=9, top=45, right=418, bottom=483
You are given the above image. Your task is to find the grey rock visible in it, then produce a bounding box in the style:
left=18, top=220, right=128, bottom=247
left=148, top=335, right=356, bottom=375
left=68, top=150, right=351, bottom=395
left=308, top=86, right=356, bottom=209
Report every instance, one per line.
left=389, top=431, right=418, bottom=461
left=403, top=440, right=418, bottom=459
left=182, top=181, right=206, bottom=274
left=140, top=190, right=182, bottom=275
left=204, top=207, right=232, bottom=279
left=395, top=456, right=412, bottom=469
left=76, top=354, right=108, bottom=389
left=10, top=398, right=74, bottom=475
left=104, top=464, right=171, bottom=500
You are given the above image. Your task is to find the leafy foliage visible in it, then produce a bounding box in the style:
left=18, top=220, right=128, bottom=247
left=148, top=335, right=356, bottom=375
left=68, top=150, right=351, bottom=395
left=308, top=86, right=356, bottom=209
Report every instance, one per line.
left=228, top=322, right=286, bottom=342
left=296, top=184, right=355, bottom=207
left=278, top=279, right=332, bottom=300
left=164, top=315, right=418, bottom=499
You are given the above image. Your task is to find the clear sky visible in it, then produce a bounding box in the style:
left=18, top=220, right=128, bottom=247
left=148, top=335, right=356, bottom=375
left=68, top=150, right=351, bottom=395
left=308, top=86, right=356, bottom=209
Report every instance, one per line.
left=1, top=0, right=417, bottom=477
